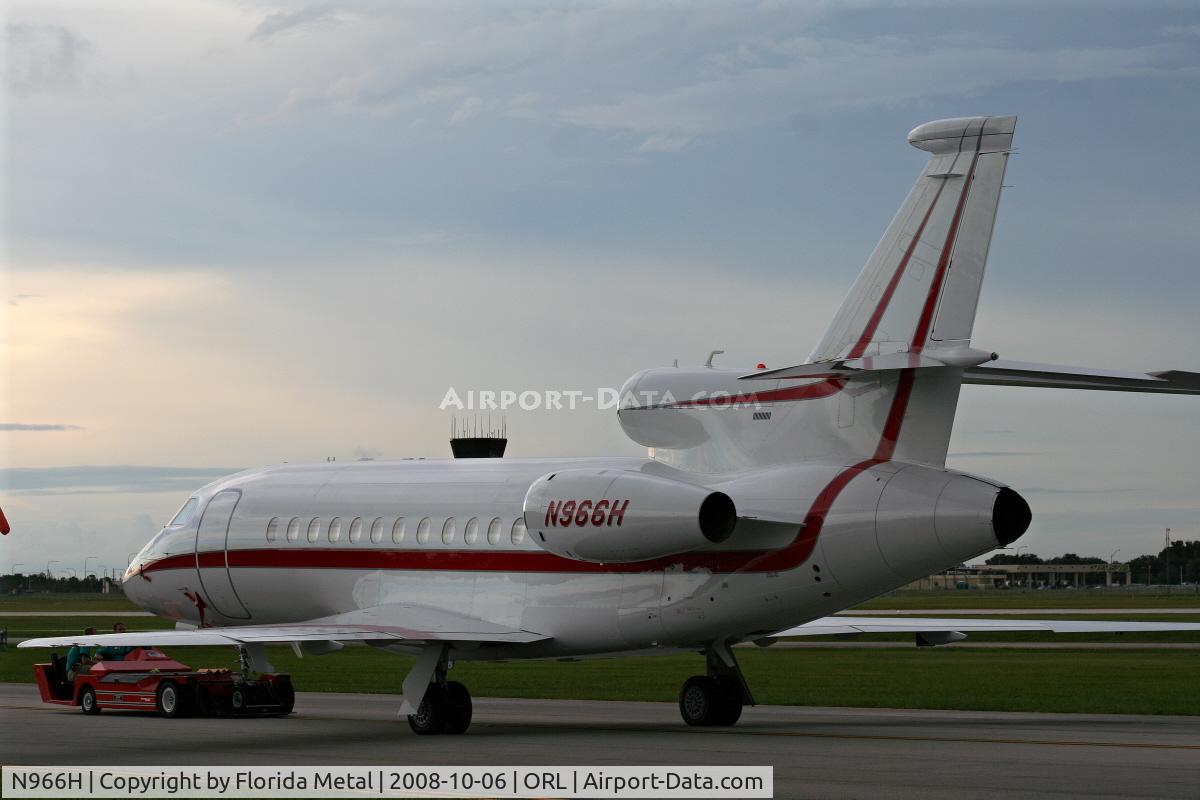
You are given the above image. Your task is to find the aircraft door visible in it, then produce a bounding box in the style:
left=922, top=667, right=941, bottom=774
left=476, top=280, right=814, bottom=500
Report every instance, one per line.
left=194, top=490, right=251, bottom=620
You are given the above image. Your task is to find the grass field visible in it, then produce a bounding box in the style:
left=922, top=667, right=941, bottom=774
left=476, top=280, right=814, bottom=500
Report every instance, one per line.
left=854, top=590, right=1200, bottom=609
left=0, top=593, right=141, bottom=612
left=5, top=589, right=1200, bottom=613
left=4, top=611, right=1200, bottom=716
left=4, top=639, right=1199, bottom=716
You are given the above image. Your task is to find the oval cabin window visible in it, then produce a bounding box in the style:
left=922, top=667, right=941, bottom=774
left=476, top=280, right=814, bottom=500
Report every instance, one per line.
left=416, top=517, right=431, bottom=544
left=486, top=517, right=502, bottom=545
left=286, top=517, right=301, bottom=542
left=328, top=517, right=342, bottom=542
left=463, top=517, right=479, bottom=545
left=348, top=517, right=362, bottom=543
left=265, top=517, right=280, bottom=542
left=511, top=518, right=527, bottom=545
left=442, top=517, right=456, bottom=545
left=391, top=517, right=405, bottom=543
left=307, top=517, right=321, bottom=543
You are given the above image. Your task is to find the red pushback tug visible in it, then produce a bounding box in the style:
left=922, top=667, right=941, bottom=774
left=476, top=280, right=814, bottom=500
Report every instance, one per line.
left=34, top=647, right=295, bottom=717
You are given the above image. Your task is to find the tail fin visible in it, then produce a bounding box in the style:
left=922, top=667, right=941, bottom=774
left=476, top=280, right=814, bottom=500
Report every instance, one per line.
left=623, top=117, right=1016, bottom=472
left=810, top=116, right=1015, bottom=362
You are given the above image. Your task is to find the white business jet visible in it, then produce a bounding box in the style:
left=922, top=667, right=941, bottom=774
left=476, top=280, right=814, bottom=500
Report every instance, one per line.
left=22, top=115, right=1200, bottom=734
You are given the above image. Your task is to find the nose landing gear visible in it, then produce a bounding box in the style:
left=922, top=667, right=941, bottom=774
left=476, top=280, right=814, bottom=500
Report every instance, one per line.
left=678, top=640, right=754, bottom=727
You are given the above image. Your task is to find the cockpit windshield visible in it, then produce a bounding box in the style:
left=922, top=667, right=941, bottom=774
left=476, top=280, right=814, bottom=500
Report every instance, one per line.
left=168, top=497, right=200, bottom=529
left=126, top=496, right=201, bottom=579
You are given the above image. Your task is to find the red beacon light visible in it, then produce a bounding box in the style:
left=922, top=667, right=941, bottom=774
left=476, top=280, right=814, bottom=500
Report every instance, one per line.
left=756, top=363, right=767, bottom=370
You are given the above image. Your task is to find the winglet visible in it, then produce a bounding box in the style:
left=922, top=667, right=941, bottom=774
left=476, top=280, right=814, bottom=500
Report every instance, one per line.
left=0, top=503, right=9, bottom=535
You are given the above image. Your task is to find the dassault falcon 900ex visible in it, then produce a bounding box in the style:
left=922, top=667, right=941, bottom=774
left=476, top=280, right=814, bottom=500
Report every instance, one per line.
left=23, top=115, right=1200, bottom=733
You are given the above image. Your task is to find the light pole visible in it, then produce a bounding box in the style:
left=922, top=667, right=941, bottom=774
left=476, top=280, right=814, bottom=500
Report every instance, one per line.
left=83, top=556, right=98, bottom=579
left=45, top=559, right=60, bottom=579
left=1109, top=548, right=1121, bottom=564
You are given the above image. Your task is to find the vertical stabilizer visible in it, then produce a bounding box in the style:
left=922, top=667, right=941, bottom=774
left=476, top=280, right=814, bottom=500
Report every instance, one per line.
left=810, top=116, right=1015, bottom=363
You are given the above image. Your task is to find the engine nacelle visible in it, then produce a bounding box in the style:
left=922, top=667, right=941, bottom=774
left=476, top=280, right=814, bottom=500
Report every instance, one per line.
left=522, top=469, right=737, bottom=563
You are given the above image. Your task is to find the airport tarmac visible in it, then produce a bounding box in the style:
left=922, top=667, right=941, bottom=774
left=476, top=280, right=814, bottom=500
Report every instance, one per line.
left=2, top=683, right=1198, bottom=799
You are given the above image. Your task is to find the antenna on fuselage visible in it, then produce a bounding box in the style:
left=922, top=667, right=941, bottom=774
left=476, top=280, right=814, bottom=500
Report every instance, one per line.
left=705, top=350, right=725, bottom=368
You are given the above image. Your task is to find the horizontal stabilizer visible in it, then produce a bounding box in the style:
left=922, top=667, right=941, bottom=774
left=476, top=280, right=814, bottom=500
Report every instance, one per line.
left=769, top=615, right=1200, bottom=638
left=963, top=360, right=1200, bottom=394
left=741, top=347, right=997, bottom=381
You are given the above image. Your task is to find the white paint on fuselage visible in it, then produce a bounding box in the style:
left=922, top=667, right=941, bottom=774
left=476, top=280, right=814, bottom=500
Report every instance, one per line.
left=123, top=456, right=1005, bottom=661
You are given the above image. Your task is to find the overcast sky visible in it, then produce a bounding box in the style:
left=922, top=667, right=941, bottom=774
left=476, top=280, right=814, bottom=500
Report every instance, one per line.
left=3, top=1, right=1199, bottom=577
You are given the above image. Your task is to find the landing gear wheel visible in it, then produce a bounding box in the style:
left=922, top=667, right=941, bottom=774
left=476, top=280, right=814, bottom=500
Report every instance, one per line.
left=710, top=678, right=743, bottom=726
left=679, top=676, right=719, bottom=726
left=442, top=681, right=472, bottom=735
left=157, top=681, right=183, bottom=718
left=407, top=686, right=447, bottom=735
left=80, top=685, right=101, bottom=715
left=679, top=676, right=742, bottom=726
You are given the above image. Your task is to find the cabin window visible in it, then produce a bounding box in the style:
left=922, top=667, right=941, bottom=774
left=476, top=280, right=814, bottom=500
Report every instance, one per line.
left=362, top=518, right=378, bottom=543
left=348, top=517, right=362, bottom=543
left=441, top=517, right=456, bottom=545
left=286, top=517, right=301, bottom=542
left=463, top=517, right=479, bottom=545
left=307, top=517, right=321, bottom=543
left=391, top=517, right=405, bottom=543
left=369, top=517, right=383, bottom=543
left=265, top=517, right=280, bottom=542
left=328, top=517, right=342, bottom=542
left=486, top=517, right=502, bottom=545
left=416, top=517, right=431, bottom=544
left=511, top=518, right=527, bottom=545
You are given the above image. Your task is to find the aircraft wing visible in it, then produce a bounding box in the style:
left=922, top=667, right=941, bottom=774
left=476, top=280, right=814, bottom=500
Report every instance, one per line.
left=18, top=604, right=549, bottom=649
left=769, top=616, right=1200, bottom=638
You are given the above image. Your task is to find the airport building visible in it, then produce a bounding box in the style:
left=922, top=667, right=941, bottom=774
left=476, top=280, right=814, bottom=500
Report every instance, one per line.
left=908, top=562, right=1132, bottom=591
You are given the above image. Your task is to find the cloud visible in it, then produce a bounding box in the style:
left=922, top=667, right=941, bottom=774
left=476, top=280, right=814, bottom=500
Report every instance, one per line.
left=0, top=424, right=84, bottom=431
left=2, top=23, right=90, bottom=93
left=250, top=4, right=346, bottom=41
left=0, top=466, right=240, bottom=495
left=556, top=38, right=1198, bottom=143
left=448, top=96, right=485, bottom=126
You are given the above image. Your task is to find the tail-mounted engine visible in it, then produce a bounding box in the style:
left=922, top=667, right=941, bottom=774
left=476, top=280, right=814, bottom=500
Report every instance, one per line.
left=522, top=469, right=736, bottom=563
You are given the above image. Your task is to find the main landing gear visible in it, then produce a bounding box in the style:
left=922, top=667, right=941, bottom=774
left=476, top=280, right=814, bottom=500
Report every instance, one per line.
left=404, top=645, right=473, bottom=735
left=408, top=680, right=473, bottom=735
left=678, top=641, right=755, bottom=727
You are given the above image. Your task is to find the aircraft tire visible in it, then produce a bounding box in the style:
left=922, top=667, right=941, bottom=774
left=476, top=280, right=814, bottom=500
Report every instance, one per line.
left=442, top=681, right=472, bottom=735
left=679, top=676, right=721, bottom=726
left=407, top=686, right=448, bottom=735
